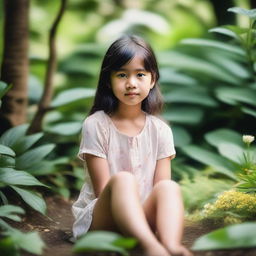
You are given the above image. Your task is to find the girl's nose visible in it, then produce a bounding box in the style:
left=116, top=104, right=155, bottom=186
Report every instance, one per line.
left=126, top=77, right=137, bottom=89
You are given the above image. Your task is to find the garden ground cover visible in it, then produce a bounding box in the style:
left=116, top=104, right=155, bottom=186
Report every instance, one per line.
left=14, top=196, right=256, bottom=256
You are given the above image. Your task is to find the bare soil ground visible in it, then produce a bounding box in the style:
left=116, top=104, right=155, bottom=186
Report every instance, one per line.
left=13, top=195, right=256, bottom=256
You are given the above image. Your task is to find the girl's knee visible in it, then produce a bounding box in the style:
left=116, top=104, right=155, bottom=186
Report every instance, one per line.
left=154, top=180, right=181, bottom=193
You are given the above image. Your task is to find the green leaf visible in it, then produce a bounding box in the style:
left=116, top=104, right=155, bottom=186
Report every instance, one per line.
left=0, top=145, right=16, bottom=157
left=215, top=87, right=256, bottom=106
left=228, top=7, right=256, bottom=19
left=51, top=88, right=95, bottom=108
left=0, top=124, right=28, bottom=147
left=159, top=68, right=197, bottom=86
left=45, top=122, right=82, bottom=136
left=205, top=129, right=243, bottom=148
left=172, top=126, right=192, bottom=147
left=0, top=205, right=25, bottom=222
left=0, top=168, right=46, bottom=187
left=218, top=142, right=244, bottom=164
left=241, top=106, right=256, bottom=117
left=113, top=237, right=137, bottom=249
left=4, top=228, right=45, bottom=254
left=158, top=51, right=242, bottom=85
left=181, top=38, right=246, bottom=57
left=192, top=222, right=256, bottom=250
left=11, top=186, right=47, bottom=215
left=164, top=88, right=218, bottom=107
left=16, top=144, right=55, bottom=170
left=0, top=155, right=15, bottom=168
left=0, top=81, right=12, bottom=99
left=73, top=231, right=130, bottom=255
left=209, top=26, right=248, bottom=39
left=163, top=107, right=203, bottom=125
left=11, top=133, right=43, bottom=155
left=182, top=145, right=237, bottom=180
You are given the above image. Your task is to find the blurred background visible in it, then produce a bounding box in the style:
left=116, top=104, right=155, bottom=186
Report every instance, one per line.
left=0, top=0, right=255, bottom=223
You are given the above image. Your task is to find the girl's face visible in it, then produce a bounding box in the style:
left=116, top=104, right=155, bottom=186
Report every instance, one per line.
left=110, top=55, right=154, bottom=109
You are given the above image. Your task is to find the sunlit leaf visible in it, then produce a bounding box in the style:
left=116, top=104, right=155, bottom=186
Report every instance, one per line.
left=11, top=186, right=47, bottom=215
left=51, top=88, right=95, bottom=108
left=45, top=122, right=82, bottom=135
left=228, top=7, right=256, bottom=19
left=192, top=222, right=256, bottom=250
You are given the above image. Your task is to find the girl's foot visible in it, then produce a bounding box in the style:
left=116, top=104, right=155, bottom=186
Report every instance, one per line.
left=167, top=244, right=193, bottom=256
left=144, top=243, right=170, bottom=256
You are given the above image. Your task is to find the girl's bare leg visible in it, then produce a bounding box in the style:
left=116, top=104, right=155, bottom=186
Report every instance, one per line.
left=90, top=172, right=170, bottom=256
left=143, top=180, right=193, bottom=256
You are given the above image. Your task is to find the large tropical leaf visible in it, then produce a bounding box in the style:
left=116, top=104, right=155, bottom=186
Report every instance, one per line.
left=11, top=186, right=47, bottom=215
left=215, top=87, right=256, bottom=106
left=0, top=124, right=28, bottom=147
left=73, top=231, right=136, bottom=256
left=164, top=88, right=218, bottom=107
left=3, top=228, right=45, bottom=254
left=16, top=144, right=55, bottom=170
left=0, top=205, right=25, bottom=222
left=158, top=51, right=242, bottom=85
left=205, top=129, right=243, bottom=148
left=11, top=133, right=43, bottom=155
left=192, top=222, right=256, bottom=250
left=51, top=88, right=95, bottom=108
left=0, top=145, right=15, bottom=157
left=0, top=168, right=46, bottom=187
left=45, top=122, right=82, bottom=136
left=217, top=142, right=244, bottom=164
left=163, top=107, right=203, bottom=125
left=172, top=126, right=191, bottom=147
left=181, top=38, right=246, bottom=57
left=182, top=145, right=237, bottom=180
left=228, top=7, right=256, bottom=19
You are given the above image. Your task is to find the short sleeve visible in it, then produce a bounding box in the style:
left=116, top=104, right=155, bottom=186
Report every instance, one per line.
left=78, top=115, right=108, bottom=161
left=157, top=122, right=176, bottom=160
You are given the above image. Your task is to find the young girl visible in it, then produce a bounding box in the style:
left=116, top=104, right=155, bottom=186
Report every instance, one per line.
left=72, top=35, right=192, bottom=256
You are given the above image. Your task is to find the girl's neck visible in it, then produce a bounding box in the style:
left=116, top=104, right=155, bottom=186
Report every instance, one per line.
left=113, top=104, right=144, bottom=120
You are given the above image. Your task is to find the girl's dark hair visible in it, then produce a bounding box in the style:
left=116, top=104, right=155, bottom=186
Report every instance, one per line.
left=89, top=35, right=163, bottom=115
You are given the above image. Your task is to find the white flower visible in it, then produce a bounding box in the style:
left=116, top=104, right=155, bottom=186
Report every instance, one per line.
left=242, top=135, right=255, bottom=145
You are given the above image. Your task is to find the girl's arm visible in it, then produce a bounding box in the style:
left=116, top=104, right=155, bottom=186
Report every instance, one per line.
left=153, top=157, right=173, bottom=185
left=84, top=153, right=111, bottom=197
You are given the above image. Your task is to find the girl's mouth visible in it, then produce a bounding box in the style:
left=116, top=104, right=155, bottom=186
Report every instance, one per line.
left=125, top=93, right=139, bottom=96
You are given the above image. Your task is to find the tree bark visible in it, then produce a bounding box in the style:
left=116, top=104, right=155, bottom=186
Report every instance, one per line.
left=27, top=0, right=67, bottom=134
left=0, top=0, right=29, bottom=134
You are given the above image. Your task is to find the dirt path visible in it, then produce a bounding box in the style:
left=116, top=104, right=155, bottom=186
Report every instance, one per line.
left=17, top=196, right=255, bottom=256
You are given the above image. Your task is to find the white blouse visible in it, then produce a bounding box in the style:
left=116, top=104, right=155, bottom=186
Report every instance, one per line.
left=72, top=110, right=175, bottom=238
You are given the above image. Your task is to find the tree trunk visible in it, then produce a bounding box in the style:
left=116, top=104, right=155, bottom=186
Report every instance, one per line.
left=0, top=0, right=29, bottom=134
left=27, top=0, right=67, bottom=134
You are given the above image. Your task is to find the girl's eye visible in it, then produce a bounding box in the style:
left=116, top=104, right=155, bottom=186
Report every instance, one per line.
left=117, top=73, right=126, bottom=78
left=137, top=73, right=146, bottom=77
